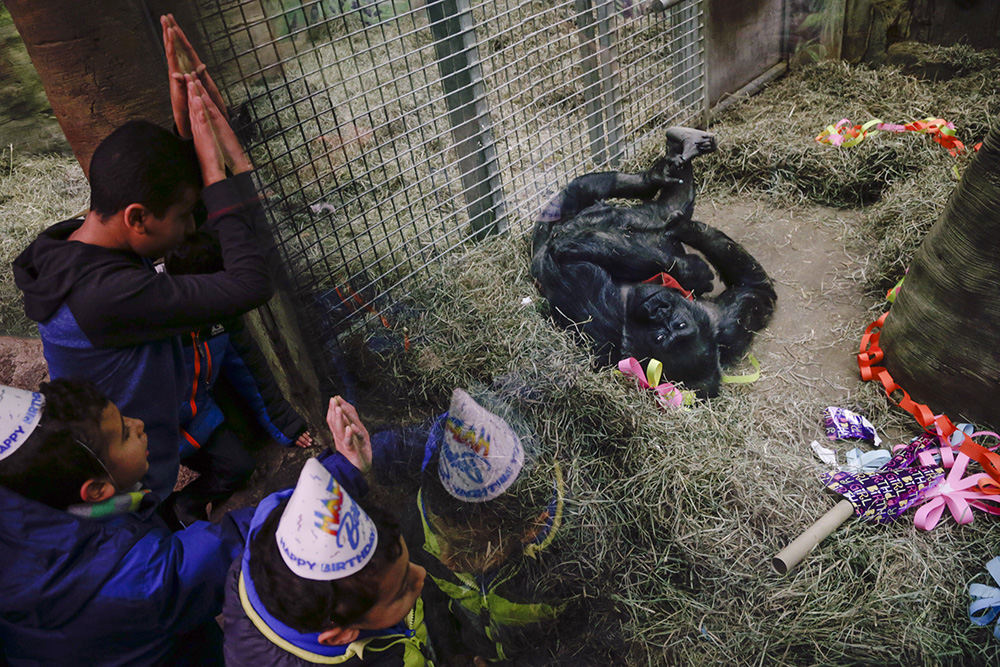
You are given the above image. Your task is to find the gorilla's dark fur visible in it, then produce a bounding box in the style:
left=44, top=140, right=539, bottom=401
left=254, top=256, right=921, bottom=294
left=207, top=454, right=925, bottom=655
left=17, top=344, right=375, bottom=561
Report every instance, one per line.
left=530, top=127, right=776, bottom=397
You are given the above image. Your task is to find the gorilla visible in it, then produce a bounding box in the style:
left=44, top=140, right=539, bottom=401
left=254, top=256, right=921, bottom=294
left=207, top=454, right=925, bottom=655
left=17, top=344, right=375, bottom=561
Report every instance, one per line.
left=530, top=127, right=776, bottom=398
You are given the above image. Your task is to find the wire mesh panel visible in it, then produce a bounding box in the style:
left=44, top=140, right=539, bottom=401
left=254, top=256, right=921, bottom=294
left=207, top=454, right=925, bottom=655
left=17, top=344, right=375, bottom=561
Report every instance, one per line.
left=194, top=0, right=704, bottom=387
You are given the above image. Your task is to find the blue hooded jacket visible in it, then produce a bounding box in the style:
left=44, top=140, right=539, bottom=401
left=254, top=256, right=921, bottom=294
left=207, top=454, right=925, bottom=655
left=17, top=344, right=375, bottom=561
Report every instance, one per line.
left=0, top=484, right=253, bottom=666
left=12, top=172, right=275, bottom=502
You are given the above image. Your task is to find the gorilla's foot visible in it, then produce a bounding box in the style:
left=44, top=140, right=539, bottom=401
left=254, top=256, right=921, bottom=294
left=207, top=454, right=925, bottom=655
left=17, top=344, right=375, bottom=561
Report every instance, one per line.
left=665, top=126, right=717, bottom=164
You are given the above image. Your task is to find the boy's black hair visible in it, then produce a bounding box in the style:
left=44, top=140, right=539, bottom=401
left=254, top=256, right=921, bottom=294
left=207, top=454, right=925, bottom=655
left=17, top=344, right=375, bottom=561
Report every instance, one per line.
left=0, top=379, right=112, bottom=510
left=164, top=230, right=224, bottom=275
left=89, top=120, right=201, bottom=218
left=249, top=497, right=405, bottom=632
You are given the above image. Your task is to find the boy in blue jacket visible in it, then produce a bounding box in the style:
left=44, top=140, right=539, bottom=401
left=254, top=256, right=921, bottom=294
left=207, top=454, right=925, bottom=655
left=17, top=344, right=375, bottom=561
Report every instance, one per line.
left=12, top=17, right=273, bottom=505
left=221, top=403, right=434, bottom=666
left=0, top=378, right=252, bottom=666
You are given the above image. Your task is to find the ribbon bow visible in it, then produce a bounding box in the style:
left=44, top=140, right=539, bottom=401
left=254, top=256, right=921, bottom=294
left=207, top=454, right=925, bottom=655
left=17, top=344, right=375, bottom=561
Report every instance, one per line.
left=970, top=557, right=1000, bottom=640
left=721, top=353, right=761, bottom=385
left=912, top=452, right=1000, bottom=530
left=845, top=447, right=891, bottom=472
left=816, top=118, right=884, bottom=147
left=617, top=357, right=692, bottom=409
left=904, top=117, right=965, bottom=156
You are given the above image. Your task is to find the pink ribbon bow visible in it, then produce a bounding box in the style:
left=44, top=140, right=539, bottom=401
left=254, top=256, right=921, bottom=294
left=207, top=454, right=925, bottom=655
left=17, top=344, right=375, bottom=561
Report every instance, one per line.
left=913, top=452, right=1000, bottom=530
left=617, top=357, right=684, bottom=409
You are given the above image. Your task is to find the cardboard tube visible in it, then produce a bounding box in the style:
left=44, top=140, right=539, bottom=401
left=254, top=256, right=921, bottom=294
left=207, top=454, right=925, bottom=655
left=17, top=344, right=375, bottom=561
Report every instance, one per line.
left=771, top=499, right=854, bottom=574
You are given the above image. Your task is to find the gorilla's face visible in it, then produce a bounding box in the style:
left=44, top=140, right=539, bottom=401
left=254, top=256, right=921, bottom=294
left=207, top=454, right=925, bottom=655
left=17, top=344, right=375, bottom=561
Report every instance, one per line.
left=622, top=284, right=722, bottom=397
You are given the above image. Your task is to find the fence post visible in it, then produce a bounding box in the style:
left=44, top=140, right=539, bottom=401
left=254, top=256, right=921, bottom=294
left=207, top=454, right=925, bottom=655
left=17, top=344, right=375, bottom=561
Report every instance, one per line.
left=594, top=0, right=624, bottom=166
left=574, top=0, right=607, bottom=166
left=426, top=0, right=506, bottom=237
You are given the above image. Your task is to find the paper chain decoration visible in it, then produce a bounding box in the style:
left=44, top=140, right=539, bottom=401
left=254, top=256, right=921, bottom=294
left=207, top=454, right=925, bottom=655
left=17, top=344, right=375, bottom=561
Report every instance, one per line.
left=815, top=117, right=976, bottom=156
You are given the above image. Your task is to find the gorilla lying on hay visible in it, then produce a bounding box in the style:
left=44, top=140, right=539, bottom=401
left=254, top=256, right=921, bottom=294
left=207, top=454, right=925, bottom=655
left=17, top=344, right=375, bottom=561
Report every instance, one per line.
left=530, top=127, right=776, bottom=398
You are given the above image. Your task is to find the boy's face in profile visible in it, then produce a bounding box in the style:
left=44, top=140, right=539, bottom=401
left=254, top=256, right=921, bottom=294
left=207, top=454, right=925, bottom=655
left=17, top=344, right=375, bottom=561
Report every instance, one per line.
left=132, top=185, right=200, bottom=259
left=97, top=402, right=149, bottom=490
left=352, top=538, right=426, bottom=630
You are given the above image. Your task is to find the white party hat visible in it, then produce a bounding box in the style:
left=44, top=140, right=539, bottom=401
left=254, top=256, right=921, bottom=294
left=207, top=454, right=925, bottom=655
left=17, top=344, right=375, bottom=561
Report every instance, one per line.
left=438, top=388, right=525, bottom=503
left=0, top=385, right=45, bottom=462
left=275, top=458, right=378, bottom=580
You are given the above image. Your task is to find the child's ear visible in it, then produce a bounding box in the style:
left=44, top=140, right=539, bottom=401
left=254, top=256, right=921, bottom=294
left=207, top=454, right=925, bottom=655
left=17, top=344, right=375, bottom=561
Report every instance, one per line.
left=80, top=478, right=116, bottom=504
left=123, top=203, right=148, bottom=233
left=317, top=626, right=360, bottom=646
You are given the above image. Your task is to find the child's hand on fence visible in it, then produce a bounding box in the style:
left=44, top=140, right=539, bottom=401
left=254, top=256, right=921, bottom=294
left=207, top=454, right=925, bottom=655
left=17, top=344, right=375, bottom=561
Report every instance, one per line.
left=294, top=431, right=314, bottom=448
left=326, top=396, right=372, bottom=473
left=193, top=73, right=252, bottom=175
left=188, top=76, right=252, bottom=183
left=188, top=77, right=227, bottom=185
left=162, top=13, right=227, bottom=139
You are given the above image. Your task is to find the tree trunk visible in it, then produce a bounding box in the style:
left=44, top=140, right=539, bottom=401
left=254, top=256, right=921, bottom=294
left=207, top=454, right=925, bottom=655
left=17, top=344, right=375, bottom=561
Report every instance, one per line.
left=879, top=122, right=1000, bottom=428
left=6, top=0, right=329, bottom=441
left=4, top=1, right=201, bottom=175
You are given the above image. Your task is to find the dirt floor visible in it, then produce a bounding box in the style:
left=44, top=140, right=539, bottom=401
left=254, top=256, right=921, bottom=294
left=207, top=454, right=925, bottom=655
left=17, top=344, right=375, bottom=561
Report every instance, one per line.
left=703, top=197, right=882, bottom=422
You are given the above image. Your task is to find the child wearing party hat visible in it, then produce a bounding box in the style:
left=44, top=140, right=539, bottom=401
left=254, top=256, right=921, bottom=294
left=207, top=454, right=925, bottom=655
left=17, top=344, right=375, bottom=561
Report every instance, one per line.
left=337, top=388, right=570, bottom=665
left=0, top=378, right=253, bottom=665
left=221, top=450, right=434, bottom=666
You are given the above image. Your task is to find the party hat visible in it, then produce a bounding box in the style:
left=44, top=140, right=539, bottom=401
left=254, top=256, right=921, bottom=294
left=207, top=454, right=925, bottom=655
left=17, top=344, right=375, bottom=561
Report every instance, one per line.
left=275, top=458, right=378, bottom=580
left=438, top=388, right=525, bottom=503
left=0, top=385, right=45, bottom=462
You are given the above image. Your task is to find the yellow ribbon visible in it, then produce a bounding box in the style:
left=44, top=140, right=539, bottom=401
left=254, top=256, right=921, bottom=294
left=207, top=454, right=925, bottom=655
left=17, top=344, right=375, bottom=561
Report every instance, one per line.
left=720, top=353, right=761, bottom=385
left=644, top=358, right=696, bottom=406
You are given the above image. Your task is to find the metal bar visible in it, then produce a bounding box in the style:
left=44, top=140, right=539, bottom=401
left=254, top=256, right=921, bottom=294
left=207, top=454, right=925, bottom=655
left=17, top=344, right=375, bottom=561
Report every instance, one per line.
left=574, top=0, right=607, bottom=165
left=700, top=0, right=710, bottom=127
left=670, top=2, right=702, bottom=129
left=595, top=0, right=624, bottom=166
left=426, top=0, right=507, bottom=237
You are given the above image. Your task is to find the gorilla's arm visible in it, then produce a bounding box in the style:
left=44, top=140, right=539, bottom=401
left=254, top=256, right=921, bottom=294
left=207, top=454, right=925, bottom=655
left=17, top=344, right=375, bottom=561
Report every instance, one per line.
left=531, top=168, right=687, bottom=275
left=674, top=219, right=776, bottom=365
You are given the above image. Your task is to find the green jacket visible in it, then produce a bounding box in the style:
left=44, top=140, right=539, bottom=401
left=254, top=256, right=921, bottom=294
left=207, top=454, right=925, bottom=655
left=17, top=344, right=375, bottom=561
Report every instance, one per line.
left=410, top=468, right=567, bottom=664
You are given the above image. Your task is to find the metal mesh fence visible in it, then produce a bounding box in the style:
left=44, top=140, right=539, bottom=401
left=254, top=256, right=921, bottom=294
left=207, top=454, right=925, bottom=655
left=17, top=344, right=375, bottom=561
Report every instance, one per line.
left=194, top=0, right=705, bottom=386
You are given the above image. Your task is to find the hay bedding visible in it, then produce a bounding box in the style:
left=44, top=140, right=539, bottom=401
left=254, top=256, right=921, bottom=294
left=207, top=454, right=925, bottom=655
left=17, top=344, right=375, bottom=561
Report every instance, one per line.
left=6, top=45, right=1000, bottom=664
left=333, top=50, right=1000, bottom=664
